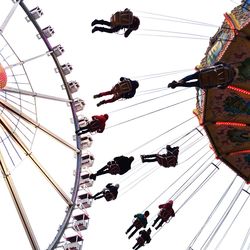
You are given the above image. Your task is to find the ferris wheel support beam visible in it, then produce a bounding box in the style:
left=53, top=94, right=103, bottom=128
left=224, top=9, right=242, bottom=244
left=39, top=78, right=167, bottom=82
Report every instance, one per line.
left=0, top=98, right=78, bottom=152
left=3, top=87, right=72, bottom=103
left=5, top=51, right=52, bottom=69
left=0, top=0, right=22, bottom=33
left=0, top=151, right=40, bottom=250
left=0, top=115, right=73, bottom=206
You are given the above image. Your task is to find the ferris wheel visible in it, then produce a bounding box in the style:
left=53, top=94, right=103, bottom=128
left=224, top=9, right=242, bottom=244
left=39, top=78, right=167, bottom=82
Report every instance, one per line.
left=0, top=1, right=94, bottom=249
left=1, top=1, right=250, bottom=250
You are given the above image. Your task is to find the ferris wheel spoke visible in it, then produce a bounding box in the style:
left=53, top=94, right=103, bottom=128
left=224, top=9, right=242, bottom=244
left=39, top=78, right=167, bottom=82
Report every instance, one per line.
left=7, top=73, right=26, bottom=77
left=0, top=151, right=40, bottom=250
left=3, top=87, right=72, bottom=103
left=3, top=51, right=15, bottom=61
left=0, top=91, right=35, bottom=107
left=5, top=51, right=52, bottom=69
left=7, top=81, right=30, bottom=85
left=0, top=43, right=8, bottom=53
left=0, top=0, right=21, bottom=34
left=0, top=133, right=22, bottom=166
left=0, top=98, right=78, bottom=152
left=0, top=115, right=73, bottom=206
left=0, top=93, right=36, bottom=115
left=2, top=111, right=33, bottom=143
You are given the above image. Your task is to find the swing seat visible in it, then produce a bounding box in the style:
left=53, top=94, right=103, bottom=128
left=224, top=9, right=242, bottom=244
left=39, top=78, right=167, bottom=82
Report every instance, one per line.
left=89, top=119, right=100, bottom=133
left=157, top=155, right=177, bottom=168
left=136, top=236, right=145, bottom=246
left=159, top=209, right=171, bottom=221
left=113, top=80, right=132, bottom=95
left=104, top=190, right=114, bottom=201
left=167, top=156, right=178, bottom=167
left=133, top=219, right=144, bottom=229
left=110, top=11, right=133, bottom=27
left=108, top=161, right=120, bottom=175
left=199, top=65, right=234, bottom=88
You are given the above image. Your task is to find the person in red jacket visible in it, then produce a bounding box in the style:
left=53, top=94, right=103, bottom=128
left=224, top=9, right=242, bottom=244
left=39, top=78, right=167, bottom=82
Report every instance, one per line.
left=126, top=210, right=150, bottom=239
left=90, top=156, right=134, bottom=180
left=140, top=145, right=179, bottom=168
left=93, top=77, right=139, bottom=107
left=91, top=8, right=140, bottom=38
left=152, top=200, right=175, bottom=230
left=132, top=228, right=151, bottom=250
left=76, top=114, right=109, bottom=135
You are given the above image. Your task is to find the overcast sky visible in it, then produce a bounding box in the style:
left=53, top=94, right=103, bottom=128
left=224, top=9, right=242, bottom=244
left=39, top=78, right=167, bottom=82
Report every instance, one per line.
left=1, top=0, right=250, bottom=250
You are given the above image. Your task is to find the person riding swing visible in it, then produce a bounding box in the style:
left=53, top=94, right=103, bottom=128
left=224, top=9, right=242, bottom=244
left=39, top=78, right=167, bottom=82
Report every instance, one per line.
left=91, top=8, right=140, bottom=38
left=94, top=77, right=139, bottom=107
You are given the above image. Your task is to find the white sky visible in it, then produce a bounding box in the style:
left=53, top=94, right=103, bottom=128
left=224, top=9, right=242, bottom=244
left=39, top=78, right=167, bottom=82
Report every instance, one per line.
left=1, top=0, right=250, bottom=250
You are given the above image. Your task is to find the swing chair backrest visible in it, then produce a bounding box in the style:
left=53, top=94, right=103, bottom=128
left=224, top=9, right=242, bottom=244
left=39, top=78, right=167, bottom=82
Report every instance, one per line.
left=159, top=209, right=171, bottom=221
left=167, top=147, right=179, bottom=156
left=110, top=10, right=133, bottom=27
left=108, top=161, right=120, bottom=175
left=199, top=65, right=234, bottom=88
left=89, top=119, right=100, bottom=133
left=166, top=153, right=178, bottom=166
left=157, top=155, right=177, bottom=167
left=133, top=218, right=144, bottom=229
left=113, top=80, right=132, bottom=95
left=137, top=236, right=145, bottom=246
left=104, top=190, right=114, bottom=201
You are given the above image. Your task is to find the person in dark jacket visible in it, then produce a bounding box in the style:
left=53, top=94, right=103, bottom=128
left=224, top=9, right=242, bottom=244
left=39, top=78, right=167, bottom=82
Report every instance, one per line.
left=76, top=114, right=109, bottom=135
left=141, top=145, right=179, bottom=168
left=94, top=77, right=139, bottom=107
left=91, top=8, right=140, bottom=37
left=126, top=211, right=150, bottom=239
left=92, top=183, right=119, bottom=201
left=168, top=62, right=237, bottom=89
left=90, top=156, right=134, bottom=180
left=132, top=228, right=151, bottom=250
left=152, top=200, right=175, bottom=230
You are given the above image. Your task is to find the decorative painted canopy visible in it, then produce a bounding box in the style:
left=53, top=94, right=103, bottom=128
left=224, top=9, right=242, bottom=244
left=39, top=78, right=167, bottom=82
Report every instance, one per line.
left=194, top=1, right=250, bottom=182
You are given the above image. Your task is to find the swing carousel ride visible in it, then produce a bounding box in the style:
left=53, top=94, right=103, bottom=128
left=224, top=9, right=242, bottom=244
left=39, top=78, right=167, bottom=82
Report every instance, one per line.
left=0, top=0, right=249, bottom=250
